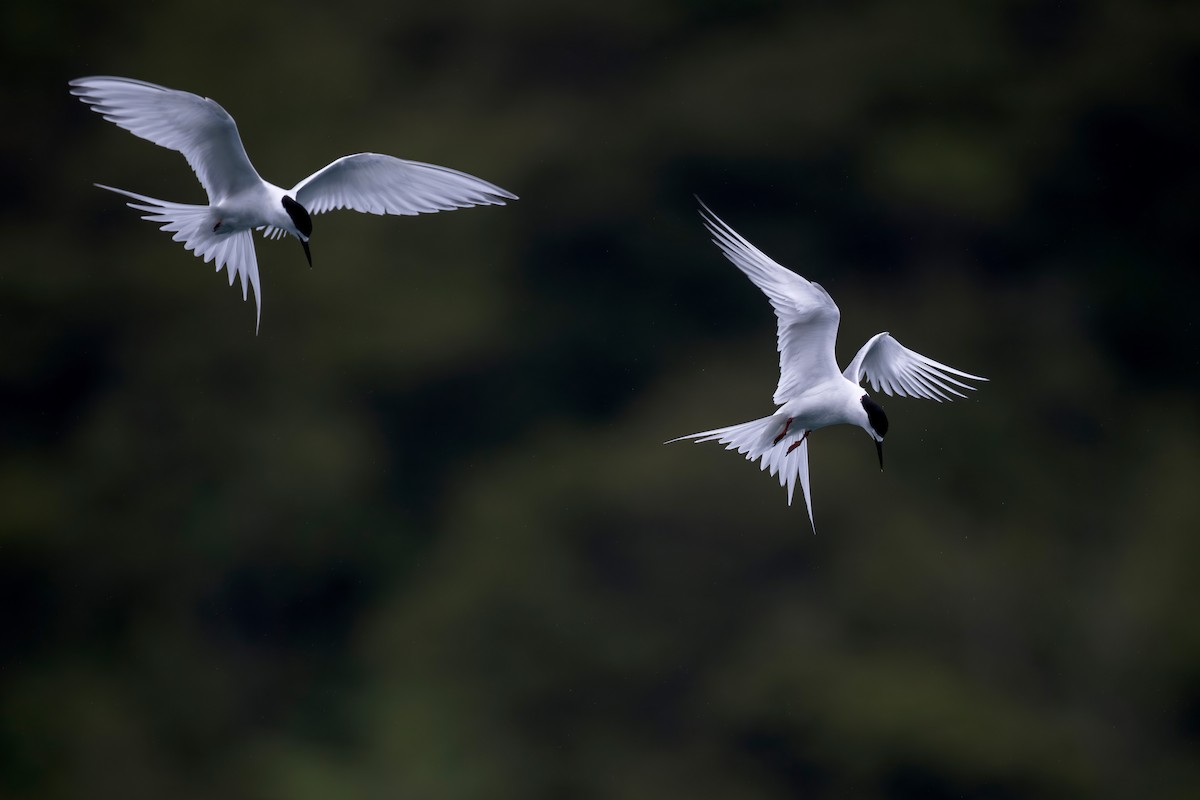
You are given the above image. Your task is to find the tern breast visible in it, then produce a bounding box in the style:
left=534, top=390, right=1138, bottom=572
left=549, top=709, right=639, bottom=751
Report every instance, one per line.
left=777, top=378, right=873, bottom=432
left=213, top=181, right=290, bottom=234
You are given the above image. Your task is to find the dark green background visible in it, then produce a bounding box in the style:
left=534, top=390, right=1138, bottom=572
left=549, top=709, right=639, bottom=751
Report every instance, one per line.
left=3, top=1, right=1198, bottom=797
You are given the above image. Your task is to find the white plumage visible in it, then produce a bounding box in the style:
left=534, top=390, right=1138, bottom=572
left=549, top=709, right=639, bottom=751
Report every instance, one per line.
left=71, top=76, right=516, bottom=330
left=668, top=202, right=987, bottom=532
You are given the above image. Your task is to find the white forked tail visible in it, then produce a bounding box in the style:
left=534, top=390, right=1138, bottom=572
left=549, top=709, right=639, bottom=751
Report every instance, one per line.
left=96, top=184, right=263, bottom=331
left=667, top=414, right=816, bottom=532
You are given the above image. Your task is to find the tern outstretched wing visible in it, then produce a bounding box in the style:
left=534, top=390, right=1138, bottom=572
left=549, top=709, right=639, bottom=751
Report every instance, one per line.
left=291, top=153, right=516, bottom=216
left=843, top=332, right=987, bottom=401
left=69, top=76, right=262, bottom=202
left=698, top=202, right=843, bottom=404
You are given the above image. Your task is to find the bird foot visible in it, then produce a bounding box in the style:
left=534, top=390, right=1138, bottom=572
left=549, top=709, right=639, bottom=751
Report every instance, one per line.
left=786, top=430, right=810, bottom=454
left=773, top=417, right=794, bottom=445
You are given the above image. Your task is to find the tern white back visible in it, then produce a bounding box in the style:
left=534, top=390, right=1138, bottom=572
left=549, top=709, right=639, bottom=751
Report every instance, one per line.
left=71, top=76, right=517, bottom=331
left=668, top=202, right=987, bottom=533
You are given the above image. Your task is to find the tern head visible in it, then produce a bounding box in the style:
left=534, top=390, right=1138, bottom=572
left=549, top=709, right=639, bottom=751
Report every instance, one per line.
left=861, top=395, right=889, bottom=471
left=281, top=195, right=313, bottom=267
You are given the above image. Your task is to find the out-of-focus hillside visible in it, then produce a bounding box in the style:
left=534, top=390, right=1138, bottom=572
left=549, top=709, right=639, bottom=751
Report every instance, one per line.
left=2, top=2, right=1198, bottom=798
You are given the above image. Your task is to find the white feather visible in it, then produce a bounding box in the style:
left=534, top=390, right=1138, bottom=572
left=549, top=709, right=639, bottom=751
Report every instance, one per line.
left=71, top=75, right=516, bottom=330
left=669, top=202, right=986, bottom=532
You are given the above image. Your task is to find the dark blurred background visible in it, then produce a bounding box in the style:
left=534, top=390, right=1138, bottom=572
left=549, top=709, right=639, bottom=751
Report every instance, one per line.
left=3, top=1, right=1199, bottom=797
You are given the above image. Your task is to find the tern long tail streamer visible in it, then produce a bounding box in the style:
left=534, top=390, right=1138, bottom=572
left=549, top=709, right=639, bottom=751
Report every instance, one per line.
left=668, top=414, right=815, bottom=532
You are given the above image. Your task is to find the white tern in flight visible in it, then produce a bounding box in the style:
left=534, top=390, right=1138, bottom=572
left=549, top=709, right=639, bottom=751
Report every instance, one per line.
left=70, top=76, right=517, bottom=330
left=668, top=202, right=987, bottom=532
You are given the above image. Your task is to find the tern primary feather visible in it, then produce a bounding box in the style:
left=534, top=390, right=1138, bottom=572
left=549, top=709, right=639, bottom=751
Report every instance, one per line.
left=668, top=201, right=987, bottom=533
left=70, top=76, right=517, bottom=331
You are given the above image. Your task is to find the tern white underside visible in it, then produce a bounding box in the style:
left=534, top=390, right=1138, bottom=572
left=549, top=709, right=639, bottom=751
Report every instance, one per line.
left=669, top=202, right=987, bottom=533
left=71, top=76, right=517, bottom=331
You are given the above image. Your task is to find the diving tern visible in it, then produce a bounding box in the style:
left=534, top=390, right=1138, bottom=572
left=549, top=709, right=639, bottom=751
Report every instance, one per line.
left=70, top=76, right=517, bottom=330
left=668, top=202, right=987, bottom=532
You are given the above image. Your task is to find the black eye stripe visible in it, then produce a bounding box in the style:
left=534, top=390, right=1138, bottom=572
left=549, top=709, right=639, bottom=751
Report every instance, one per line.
left=281, top=196, right=312, bottom=237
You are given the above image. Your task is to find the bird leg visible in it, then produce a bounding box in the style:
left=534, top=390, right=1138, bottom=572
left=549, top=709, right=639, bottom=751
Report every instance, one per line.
left=786, top=430, right=811, bottom=454
left=773, top=417, right=794, bottom=445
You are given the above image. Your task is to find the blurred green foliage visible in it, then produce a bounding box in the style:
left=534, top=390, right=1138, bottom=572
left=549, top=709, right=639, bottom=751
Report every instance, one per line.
left=2, top=0, right=1199, bottom=798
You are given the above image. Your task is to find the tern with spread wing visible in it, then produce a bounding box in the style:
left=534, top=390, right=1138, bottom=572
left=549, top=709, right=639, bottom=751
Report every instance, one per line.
left=70, top=76, right=517, bottom=330
left=668, top=202, right=987, bottom=532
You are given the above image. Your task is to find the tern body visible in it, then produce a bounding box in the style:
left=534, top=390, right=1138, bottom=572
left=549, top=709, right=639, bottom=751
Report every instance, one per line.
left=668, top=203, right=986, bottom=532
left=776, top=379, right=877, bottom=433
left=70, top=76, right=516, bottom=330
